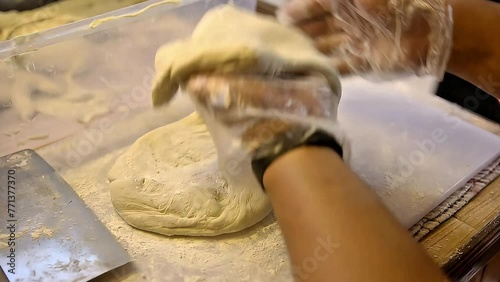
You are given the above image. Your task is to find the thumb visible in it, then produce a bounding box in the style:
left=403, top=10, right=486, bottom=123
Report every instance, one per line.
left=278, top=0, right=333, bottom=24
left=331, top=52, right=368, bottom=75
left=353, top=0, right=392, bottom=14
left=315, top=33, right=349, bottom=54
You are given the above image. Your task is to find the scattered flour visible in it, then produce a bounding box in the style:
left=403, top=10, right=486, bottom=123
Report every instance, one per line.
left=31, top=227, right=57, bottom=240
left=58, top=148, right=292, bottom=281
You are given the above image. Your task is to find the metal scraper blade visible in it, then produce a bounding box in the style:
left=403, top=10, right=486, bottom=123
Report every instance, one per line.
left=0, top=149, right=130, bottom=281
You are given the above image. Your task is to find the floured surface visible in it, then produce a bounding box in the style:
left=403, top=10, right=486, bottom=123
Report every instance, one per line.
left=339, top=77, right=500, bottom=227
left=25, top=76, right=500, bottom=281
left=108, top=113, right=271, bottom=236
left=32, top=94, right=292, bottom=280
left=61, top=150, right=292, bottom=281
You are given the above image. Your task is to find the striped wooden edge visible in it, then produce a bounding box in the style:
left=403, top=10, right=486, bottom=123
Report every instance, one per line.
left=410, top=156, right=500, bottom=241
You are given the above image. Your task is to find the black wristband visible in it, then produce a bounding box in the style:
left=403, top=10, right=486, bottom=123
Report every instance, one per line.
left=251, top=130, right=343, bottom=190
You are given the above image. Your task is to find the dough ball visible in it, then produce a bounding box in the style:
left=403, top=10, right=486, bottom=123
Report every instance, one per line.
left=108, top=113, right=271, bottom=236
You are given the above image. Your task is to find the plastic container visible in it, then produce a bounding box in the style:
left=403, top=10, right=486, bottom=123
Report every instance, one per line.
left=0, top=0, right=256, bottom=160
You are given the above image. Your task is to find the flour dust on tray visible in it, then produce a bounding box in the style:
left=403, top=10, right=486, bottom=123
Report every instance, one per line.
left=108, top=113, right=272, bottom=236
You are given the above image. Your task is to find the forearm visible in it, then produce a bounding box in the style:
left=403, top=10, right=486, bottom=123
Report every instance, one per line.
left=263, top=146, right=448, bottom=282
left=447, top=0, right=500, bottom=97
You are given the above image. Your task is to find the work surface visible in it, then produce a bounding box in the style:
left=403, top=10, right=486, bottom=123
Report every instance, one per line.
left=416, top=98, right=500, bottom=280
left=339, top=78, right=499, bottom=228
left=22, top=77, right=497, bottom=281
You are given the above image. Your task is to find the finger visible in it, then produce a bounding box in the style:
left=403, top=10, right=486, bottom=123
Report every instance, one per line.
left=186, top=75, right=271, bottom=110
left=400, top=13, right=431, bottom=68
left=297, top=15, right=342, bottom=38
left=281, top=0, right=333, bottom=23
left=331, top=57, right=353, bottom=75
left=184, top=75, right=212, bottom=103
left=242, top=118, right=293, bottom=151
left=186, top=75, right=331, bottom=116
left=315, top=33, right=348, bottom=54
left=354, top=0, right=391, bottom=14
left=331, top=53, right=368, bottom=75
left=238, top=76, right=331, bottom=116
left=298, top=18, right=331, bottom=38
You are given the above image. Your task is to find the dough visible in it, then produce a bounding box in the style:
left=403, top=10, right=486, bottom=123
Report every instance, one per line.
left=152, top=5, right=341, bottom=106
left=89, top=0, right=180, bottom=28
left=108, top=113, right=271, bottom=236
left=109, top=5, right=341, bottom=236
left=0, top=0, right=146, bottom=40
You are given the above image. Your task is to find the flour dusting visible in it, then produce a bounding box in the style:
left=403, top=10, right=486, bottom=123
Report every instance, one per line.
left=59, top=148, right=292, bottom=281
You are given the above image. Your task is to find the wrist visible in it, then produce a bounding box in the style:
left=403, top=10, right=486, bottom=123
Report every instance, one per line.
left=251, top=129, right=343, bottom=189
left=262, top=146, right=343, bottom=193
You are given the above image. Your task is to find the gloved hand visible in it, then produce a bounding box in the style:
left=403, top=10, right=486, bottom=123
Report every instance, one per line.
left=185, top=75, right=349, bottom=188
left=277, top=0, right=453, bottom=79
left=277, top=0, right=345, bottom=56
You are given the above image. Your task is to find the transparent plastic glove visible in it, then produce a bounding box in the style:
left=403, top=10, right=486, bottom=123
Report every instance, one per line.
left=185, top=75, right=349, bottom=187
left=278, top=0, right=453, bottom=79
left=277, top=0, right=348, bottom=67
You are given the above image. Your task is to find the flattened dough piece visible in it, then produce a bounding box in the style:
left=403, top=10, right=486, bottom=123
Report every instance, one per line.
left=108, top=113, right=271, bottom=236
left=152, top=5, right=341, bottom=106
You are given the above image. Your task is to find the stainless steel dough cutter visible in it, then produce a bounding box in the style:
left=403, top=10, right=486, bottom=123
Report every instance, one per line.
left=0, top=149, right=130, bottom=281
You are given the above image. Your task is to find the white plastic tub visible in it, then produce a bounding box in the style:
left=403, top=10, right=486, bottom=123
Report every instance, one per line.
left=0, top=0, right=256, bottom=159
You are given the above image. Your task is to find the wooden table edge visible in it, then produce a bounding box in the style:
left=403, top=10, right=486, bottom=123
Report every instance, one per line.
left=445, top=218, right=500, bottom=281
